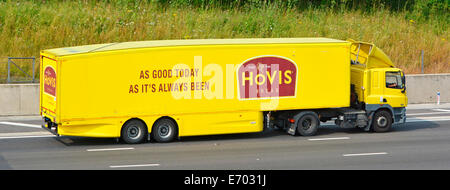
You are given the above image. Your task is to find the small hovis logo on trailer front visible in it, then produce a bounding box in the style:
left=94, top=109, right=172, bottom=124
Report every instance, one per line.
left=44, top=66, right=56, bottom=97
left=237, top=55, right=298, bottom=100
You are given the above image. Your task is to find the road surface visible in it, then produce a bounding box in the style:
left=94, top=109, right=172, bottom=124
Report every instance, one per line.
left=1, top=105, right=450, bottom=170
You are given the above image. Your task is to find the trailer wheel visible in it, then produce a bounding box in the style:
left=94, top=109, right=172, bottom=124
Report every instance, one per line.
left=121, top=119, right=147, bottom=144
left=372, top=110, right=392, bottom=132
left=296, top=112, right=320, bottom=136
left=152, top=118, right=177, bottom=143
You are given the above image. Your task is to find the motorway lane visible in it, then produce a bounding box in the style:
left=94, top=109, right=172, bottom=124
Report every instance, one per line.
left=0, top=108, right=450, bottom=169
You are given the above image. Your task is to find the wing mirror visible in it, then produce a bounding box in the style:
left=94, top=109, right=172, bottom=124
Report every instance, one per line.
left=401, top=71, right=406, bottom=93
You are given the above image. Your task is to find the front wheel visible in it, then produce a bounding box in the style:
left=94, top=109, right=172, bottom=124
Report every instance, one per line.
left=372, top=110, right=393, bottom=132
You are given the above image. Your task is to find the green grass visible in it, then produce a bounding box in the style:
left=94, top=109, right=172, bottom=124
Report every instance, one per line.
left=0, top=0, right=448, bottom=82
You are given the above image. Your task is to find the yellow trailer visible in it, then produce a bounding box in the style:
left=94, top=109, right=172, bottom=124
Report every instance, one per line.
left=40, top=38, right=407, bottom=143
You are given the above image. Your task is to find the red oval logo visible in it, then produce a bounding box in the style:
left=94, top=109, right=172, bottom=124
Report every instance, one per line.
left=44, top=66, right=56, bottom=96
left=237, top=56, right=297, bottom=99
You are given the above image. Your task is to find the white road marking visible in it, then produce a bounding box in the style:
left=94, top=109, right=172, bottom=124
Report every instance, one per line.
left=109, top=163, right=160, bottom=168
left=308, top=137, right=350, bottom=141
left=0, top=131, right=51, bottom=137
left=0, top=135, right=55, bottom=140
left=407, top=119, right=450, bottom=122
left=407, top=112, right=450, bottom=116
left=0, top=121, right=41, bottom=128
left=433, top=109, right=450, bottom=112
left=406, top=116, right=450, bottom=123
left=87, top=147, right=134, bottom=152
left=343, top=152, right=388, bottom=157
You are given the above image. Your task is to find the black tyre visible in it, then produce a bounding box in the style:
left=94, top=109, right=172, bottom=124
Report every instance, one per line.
left=372, top=110, right=393, bottom=132
left=152, top=118, right=177, bottom=143
left=296, top=112, right=320, bottom=136
left=121, top=119, right=147, bottom=144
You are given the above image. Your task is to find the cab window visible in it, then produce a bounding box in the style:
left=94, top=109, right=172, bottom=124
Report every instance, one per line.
left=385, top=71, right=403, bottom=89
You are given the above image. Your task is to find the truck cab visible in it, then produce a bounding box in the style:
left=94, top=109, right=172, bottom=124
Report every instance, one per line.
left=348, top=39, right=407, bottom=131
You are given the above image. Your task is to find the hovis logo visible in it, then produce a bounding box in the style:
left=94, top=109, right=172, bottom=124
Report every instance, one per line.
left=237, top=55, right=297, bottom=100
left=44, top=66, right=56, bottom=97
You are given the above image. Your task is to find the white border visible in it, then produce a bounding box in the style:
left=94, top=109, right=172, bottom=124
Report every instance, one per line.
left=236, top=55, right=299, bottom=100
left=43, top=65, right=57, bottom=97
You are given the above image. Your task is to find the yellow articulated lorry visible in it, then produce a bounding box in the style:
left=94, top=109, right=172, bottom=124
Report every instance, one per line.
left=40, top=38, right=407, bottom=144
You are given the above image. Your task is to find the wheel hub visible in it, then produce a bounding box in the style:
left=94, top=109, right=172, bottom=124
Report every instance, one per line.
left=377, top=117, right=387, bottom=128
left=158, top=125, right=171, bottom=137
left=302, top=119, right=312, bottom=130
left=127, top=126, right=141, bottom=139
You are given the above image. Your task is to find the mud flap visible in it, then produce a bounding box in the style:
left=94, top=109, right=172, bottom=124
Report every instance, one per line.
left=364, top=112, right=375, bottom=132
left=287, top=124, right=296, bottom=135
left=42, top=123, right=59, bottom=136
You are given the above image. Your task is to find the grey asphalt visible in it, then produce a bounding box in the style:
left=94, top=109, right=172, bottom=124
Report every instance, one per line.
left=0, top=105, right=450, bottom=170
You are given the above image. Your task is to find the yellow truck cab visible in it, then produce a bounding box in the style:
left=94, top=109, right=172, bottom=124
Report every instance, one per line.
left=40, top=38, right=407, bottom=143
left=345, top=39, right=407, bottom=132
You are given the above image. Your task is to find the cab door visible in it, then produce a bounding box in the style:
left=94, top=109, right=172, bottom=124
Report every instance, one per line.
left=383, top=70, right=407, bottom=108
